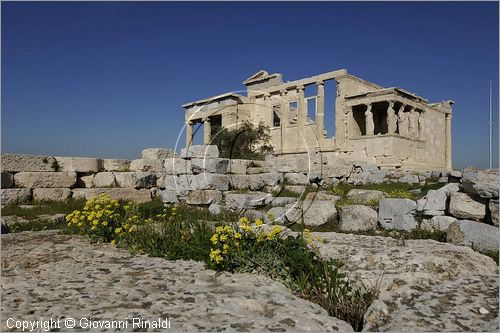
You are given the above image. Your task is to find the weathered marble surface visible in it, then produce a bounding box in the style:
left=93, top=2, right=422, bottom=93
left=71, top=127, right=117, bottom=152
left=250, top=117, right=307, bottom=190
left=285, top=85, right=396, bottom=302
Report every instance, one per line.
left=312, top=232, right=499, bottom=332
left=1, top=231, right=352, bottom=332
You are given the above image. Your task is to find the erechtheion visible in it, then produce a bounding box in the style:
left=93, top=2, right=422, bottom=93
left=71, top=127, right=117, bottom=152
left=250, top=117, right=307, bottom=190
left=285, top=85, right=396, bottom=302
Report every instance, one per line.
left=182, top=69, right=453, bottom=171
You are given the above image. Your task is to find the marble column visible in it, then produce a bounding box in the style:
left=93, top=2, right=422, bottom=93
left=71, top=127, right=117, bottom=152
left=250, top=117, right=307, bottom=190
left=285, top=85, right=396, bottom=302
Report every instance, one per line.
left=185, top=121, right=194, bottom=147
left=316, top=81, right=325, bottom=144
left=365, top=104, right=374, bottom=136
left=387, top=101, right=397, bottom=134
left=297, top=85, right=305, bottom=149
left=445, top=113, right=452, bottom=171
left=203, top=118, right=211, bottom=144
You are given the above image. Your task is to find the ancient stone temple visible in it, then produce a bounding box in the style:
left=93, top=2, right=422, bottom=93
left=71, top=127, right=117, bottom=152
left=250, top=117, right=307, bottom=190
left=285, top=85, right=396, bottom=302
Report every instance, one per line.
left=182, top=69, right=453, bottom=171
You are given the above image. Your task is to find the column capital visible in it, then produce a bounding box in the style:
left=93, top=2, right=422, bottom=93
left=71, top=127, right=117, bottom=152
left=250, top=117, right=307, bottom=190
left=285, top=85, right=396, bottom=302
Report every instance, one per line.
left=366, top=103, right=372, bottom=111
left=296, top=85, right=305, bottom=91
left=388, top=100, right=395, bottom=107
left=316, top=80, right=324, bottom=86
left=280, top=89, right=288, bottom=95
left=446, top=113, right=453, bottom=119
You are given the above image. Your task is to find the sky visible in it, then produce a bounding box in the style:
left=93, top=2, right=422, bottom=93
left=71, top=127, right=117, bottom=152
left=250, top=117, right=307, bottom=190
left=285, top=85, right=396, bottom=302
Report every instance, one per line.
left=2, top=1, right=499, bottom=169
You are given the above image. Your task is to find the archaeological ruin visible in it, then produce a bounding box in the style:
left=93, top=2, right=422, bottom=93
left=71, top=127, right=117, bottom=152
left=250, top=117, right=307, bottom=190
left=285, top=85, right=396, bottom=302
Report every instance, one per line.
left=183, top=69, right=454, bottom=171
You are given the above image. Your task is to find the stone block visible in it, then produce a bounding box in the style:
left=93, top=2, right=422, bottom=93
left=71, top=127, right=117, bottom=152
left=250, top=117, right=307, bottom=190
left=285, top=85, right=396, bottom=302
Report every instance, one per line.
left=347, top=189, right=386, bottom=203
left=1, top=172, right=14, bottom=188
left=420, top=189, right=447, bottom=212
left=103, top=159, right=131, bottom=171
left=323, top=158, right=353, bottom=178
left=33, top=188, right=71, bottom=201
left=284, top=173, right=309, bottom=185
left=77, top=174, right=94, bottom=188
left=191, top=158, right=229, bottom=174
left=421, top=216, right=457, bottom=232
left=180, top=145, right=219, bottom=159
left=450, top=170, right=463, bottom=178
left=160, top=190, right=178, bottom=204
left=115, top=172, right=156, bottom=189
left=55, top=157, right=102, bottom=173
left=186, top=190, right=222, bottom=205
left=209, top=203, right=222, bottom=215
left=266, top=206, right=288, bottom=224
left=339, top=205, right=378, bottom=231
left=398, top=174, right=420, bottom=185
left=1, top=188, right=32, bottom=205
left=225, top=192, right=269, bottom=211
left=14, top=172, right=77, bottom=188
left=462, top=168, right=499, bottom=199
left=191, top=174, right=229, bottom=191
left=71, top=188, right=151, bottom=203
left=489, top=199, right=499, bottom=227
left=228, top=159, right=249, bottom=174
left=301, top=200, right=337, bottom=226
left=304, top=191, right=341, bottom=202
left=142, top=148, right=175, bottom=160
left=449, top=192, right=486, bottom=221
left=156, top=174, right=165, bottom=189
left=2, top=153, right=57, bottom=172
left=129, top=159, right=145, bottom=171
left=379, top=198, right=417, bottom=231
left=229, top=174, right=264, bottom=191
left=93, top=172, right=116, bottom=188
left=264, top=196, right=298, bottom=207
left=258, top=172, right=284, bottom=187
left=164, top=175, right=191, bottom=196
left=164, top=158, right=192, bottom=175
left=446, top=220, right=499, bottom=252
left=247, top=167, right=268, bottom=174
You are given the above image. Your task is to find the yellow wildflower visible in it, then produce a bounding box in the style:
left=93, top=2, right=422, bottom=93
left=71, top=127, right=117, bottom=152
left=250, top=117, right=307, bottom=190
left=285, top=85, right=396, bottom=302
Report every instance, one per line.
left=210, top=234, right=218, bottom=245
left=254, top=219, right=263, bottom=227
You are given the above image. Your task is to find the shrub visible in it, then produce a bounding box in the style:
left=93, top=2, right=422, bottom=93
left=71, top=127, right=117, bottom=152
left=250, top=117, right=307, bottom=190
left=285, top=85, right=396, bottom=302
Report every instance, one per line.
left=206, top=217, right=376, bottom=331
left=210, top=121, right=273, bottom=160
left=66, top=194, right=124, bottom=243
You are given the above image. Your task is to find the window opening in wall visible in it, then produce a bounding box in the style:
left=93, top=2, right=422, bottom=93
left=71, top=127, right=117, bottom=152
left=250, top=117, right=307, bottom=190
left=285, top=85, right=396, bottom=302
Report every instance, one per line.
left=324, top=80, right=337, bottom=138
left=272, top=105, right=281, bottom=127
left=192, top=121, right=204, bottom=145
left=289, top=101, right=298, bottom=125
left=352, top=105, right=366, bottom=136
left=306, top=97, right=316, bottom=123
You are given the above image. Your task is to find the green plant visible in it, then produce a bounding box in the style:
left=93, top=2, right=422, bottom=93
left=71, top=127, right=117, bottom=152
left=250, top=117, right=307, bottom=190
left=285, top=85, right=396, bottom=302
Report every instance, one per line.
left=210, top=121, right=273, bottom=160
left=66, top=194, right=124, bottom=242
left=8, top=218, right=64, bottom=233
left=206, top=218, right=376, bottom=331
left=2, top=199, right=86, bottom=220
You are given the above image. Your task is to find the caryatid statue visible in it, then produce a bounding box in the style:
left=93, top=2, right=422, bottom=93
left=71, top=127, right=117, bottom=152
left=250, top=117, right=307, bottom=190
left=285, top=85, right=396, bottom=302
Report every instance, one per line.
left=387, top=101, right=397, bottom=134
left=398, top=104, right=409, bottom=137
left=408, top=107, right=419, bottom=138
left=365, top=104, right=374, bottom=135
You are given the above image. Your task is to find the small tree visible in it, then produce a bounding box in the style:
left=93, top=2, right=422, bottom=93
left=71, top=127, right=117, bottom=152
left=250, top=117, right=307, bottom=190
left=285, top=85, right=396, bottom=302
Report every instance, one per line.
left=210, top=121, right=273, bottom=160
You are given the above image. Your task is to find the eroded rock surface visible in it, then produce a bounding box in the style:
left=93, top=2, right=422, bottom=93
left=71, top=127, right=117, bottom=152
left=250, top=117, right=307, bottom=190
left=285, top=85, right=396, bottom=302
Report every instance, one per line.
left=312, top=232, right=499, bottom=332
left=1, top=231, right=353, bottom=332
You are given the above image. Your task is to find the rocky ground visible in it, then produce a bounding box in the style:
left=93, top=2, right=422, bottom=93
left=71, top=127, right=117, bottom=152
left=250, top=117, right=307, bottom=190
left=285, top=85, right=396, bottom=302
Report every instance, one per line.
left=1, top=231, right=352, bottom=332
left=2, top=230, right=498, bottom=332
left=313, top=232, right=499, bottom=331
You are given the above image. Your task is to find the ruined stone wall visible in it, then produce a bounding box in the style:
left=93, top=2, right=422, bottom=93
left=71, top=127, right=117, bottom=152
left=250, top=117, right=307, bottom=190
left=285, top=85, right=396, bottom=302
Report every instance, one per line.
left=1, top=149, right=174, bottom=205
